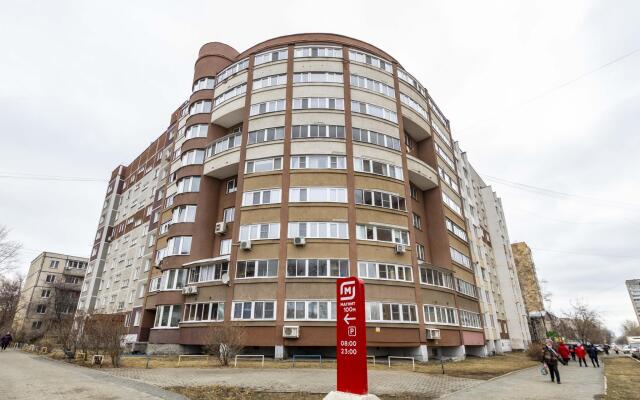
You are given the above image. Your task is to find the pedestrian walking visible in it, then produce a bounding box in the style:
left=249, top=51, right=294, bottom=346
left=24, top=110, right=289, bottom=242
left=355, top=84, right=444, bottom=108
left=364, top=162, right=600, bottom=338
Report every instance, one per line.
left=557, top=342, right=571, bottom=365
left=587, top=344, right=600, bottom=367
left=541, top=339, right=562, bottom=384
left=603, top=344, right=610, bottom=355
left=613, top=344, right=619, bottom=355
left=575, top=343, right=588, bottom=367
left=569, top=344, right=576, bottom=361
left=0, top=332, right=13, bottom=350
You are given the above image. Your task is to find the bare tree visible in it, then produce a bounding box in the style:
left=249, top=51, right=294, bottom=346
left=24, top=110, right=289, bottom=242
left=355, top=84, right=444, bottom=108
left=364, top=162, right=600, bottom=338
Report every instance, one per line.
left=203, top=323, right=245, bottom=366
left=563, top=300, right=604, bottom=343
left=83, top=314, right=127, bottom=367
left=0, top=226, right=22, bottom=275
left=621, top=320, right=640, bottom=336
left=0, top=274, right=23, bottom=332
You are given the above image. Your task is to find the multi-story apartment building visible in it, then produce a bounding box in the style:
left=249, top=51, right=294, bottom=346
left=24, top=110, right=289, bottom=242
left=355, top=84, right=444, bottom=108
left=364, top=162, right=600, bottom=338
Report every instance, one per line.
left=626, top=279, right=640, bottom=325
left=12, top=252, right=87, bottom=339
left=83, top=33, right=492, bottom=360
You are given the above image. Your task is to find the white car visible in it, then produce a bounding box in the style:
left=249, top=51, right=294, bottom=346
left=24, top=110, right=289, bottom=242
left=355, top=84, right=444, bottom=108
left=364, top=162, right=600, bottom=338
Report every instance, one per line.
left=622, top=345, right=631, bottom=354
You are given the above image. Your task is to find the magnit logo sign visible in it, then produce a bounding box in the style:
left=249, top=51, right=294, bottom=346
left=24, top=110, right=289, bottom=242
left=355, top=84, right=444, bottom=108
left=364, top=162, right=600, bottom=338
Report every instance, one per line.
left=339, top=280, right=356, bottom=301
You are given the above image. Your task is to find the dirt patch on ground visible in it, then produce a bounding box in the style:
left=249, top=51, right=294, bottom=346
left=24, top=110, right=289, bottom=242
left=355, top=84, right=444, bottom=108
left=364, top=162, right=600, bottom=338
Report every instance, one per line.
left=604, top=357, right=640, bottom=400
left=167, top=386, right=434, bottom=400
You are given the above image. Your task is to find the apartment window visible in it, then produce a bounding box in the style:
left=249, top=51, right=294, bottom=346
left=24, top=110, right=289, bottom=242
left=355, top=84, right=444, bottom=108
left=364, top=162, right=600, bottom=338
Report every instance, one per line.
left=226, top=178, right=237, bottom=193
left=438, top=167, right=460, bottom=193
left=49, top=260, right=59, bottom=269
left=424, top=304, right=458, bottom=326
left=366, top=302, right=417, bottom=323
left=293, top=72, right=343, bottom=84
left=249, top=99, right=285, bottom=116
left=420, top=267, right=454, bottom=289
left=292, top=97, right=344, bottom=110
left=416, top=244, right=426, bottom=261
left=352, top=128, right=400, bottom=151
left=45, top=274, right=55, bottom=283
left=31, top=321, right=43, bottom=329
left=192, top=76, right=214, bottom=92
left=222, top=207, right=235, bottom=223
left=456, top=278, right=477, bottom=298
left=65, top=276, right=79, bottom=284
left=189, top=262, right=229, bottom=283
left=356, top=224, right=409, bottom=245
left=216, top=59, right=249, bottom=84
left=252, top=74, right=287, bottom=90
left=183, top=302, right=225, bottom=322
left=292, top=124, right=345, bottom=139
left=450, top=247, right=471, bottom=268
left=239, top=223, right=280, bottom=241
left=350, top=74, right=394, bottom=97
left=351, top=101, right=398, bottom=123
left=172, top=205, right=197, bottom=224
left=410, top=184, right=420, bottom=200
left=348, top=50, right=392, bottom=72
left=445, top=218, right=467, bottom=241
left=40, top=289, right=51, bottom=298
left=435, top=144, right=455, bottom=169
left=242, top=188, right=282, bottom=206
left=236, top=259, right=278, bottom=278
left=254, top=48, right=288, bottom=65
left=160, top=269, right=188, bottom=290
left=181, top=150, right=205, bottom=166
left=176, top=176, right=201, bottom=194
left=220, top=239, right=232, bottom=255
left=442, top=192, right=462, bottom=215
left=189, top=100, right=212, bottom=115
left=400, top=93, right=429, bottom=120
left=36, top=304, right=47, bottom=314
left=405, top=133, right=415, bottom=150
left=289, top=187, right=347, bottom=203
left=232, top=301, right=276, bottom=320
left=288, top=222, right=348, bottom=239
left=412, top=213, right=422, bottom=230
left=290, top=155, right=346, bottom=170
left=166, top=236, right=192, bottom=256
left=154, top=304, right=182, bottom=328
left=245, top=157, right=282, bottom=174
left=358, top=262, right=413, bottom=282
left=431, top=120, right=452, bottom=146
left=184, top=124, right=208, bottom=140
left=286, top=300, right=336, bottom=321
left=354, top=157, right=403, bottom=180
left=214, top=83, right=247, bottom=106
left=355, top=189, right=405, bottom=211
left=209, top=130, right=242, bottom=156
left=287, top=259, right=348, bottom=278
left=459, top=309, right=482, bottom=328
left=397, top=69, right=428, bottom=99
left=294, top=46, right=342, bottom=58
left=247, top=127, right=285, bottom=144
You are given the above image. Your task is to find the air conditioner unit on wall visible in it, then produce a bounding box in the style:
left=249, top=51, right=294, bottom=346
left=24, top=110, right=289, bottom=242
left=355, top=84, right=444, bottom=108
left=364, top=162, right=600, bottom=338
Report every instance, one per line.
left=182, top=285, right=198, bottom=295
left=214, top=222, right=227, bottom=235
left=240, top=240, right=252, bottom=250
left=395, top=244, right=406, bottom=254
left=426, top=328, right=441, bottom=340
left=283, top=326, right=300, bottom=338
left=293, top=237, right=306, bottom=246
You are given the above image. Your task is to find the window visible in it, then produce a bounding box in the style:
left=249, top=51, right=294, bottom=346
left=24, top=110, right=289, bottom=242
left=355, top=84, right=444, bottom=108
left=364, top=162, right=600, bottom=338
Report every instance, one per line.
left=222, top=207, right=235, bottom=222
left=366, top=302, right=417, bottom=323
left=352, top=128, right=400, bottom=151
left=36, top=304, right=47, bottom=314
left=249, top=99, right=286, bottom=116
left=183, top=302, right=225, bottom=322
left=356, top=224, right=409, bottom=245
left=412, top=213, right=422, bottom=230
left=288, top=222, right=348, bottom=239
left=45, top=274, right=55, bottom=283
left=189, top=100, right=212, bottom=115
left=236, top=259, right=278, bottom=278
left=294, top=46, right=342, bottom=58
left=290, top=155, right=346, bottom=170
left=445, top=218, right=467, bottom=241
left=192, top=77, right=214, bottom=92
left=350, top=75, right=394, bottom=97
left=252, top=74, right=287, bottom=90
left=351, top=101, right=398, bottom=123
left=420, top=267, right=454, bottom=289
left=154, top=304, right=182, bottom=328
left=450, top=247, right=471, bottom=268
left=431, top=120, right=452, bottom=146
left=442, top=192, right=462, bottom=215
left=400, top=93, right=429, bottom=120
left=242, top=188, right=282, bottom=206
left=289, top=187, right=347, bottom=203
left=410, top=184, right=420, bottom=200
left=214, top=83, right=247, bottom=106
left=220, top=239, right=232, bottom=255
left=416, top=244, right=426, bottom=261
left=184, top=124, right=208, bottom=139
left=245, top=157, right=282, bottom=173
left=31, top=321, right=43, bottom=329
left=216, top=59, right=249, bottom=84
left=286, top=300, right=336, bottom=320
left=160, top=269, right=188, bottom=290
left=166, top=236, right=192, bottom=256
left=232, top=301, right=276, bottom=320
left=438, top=167, right=459, bottom=193
left=188, top=262, right=229, bottom=283
left=459, top=309, right=482, bottom=328
left=292, top=97, right=344, bottom=110
left=247, top=127, right=285, bottom=144
left=254, top=48, right=288, bottom=65
left=293, top=72, right=343, bottom=84
left=348, top=50, right=392, bottom=72
left=358, top=262, right=413, bottom=282
left=435, top=144, right=455, bottom=169
left=65, top=276, right=79, bottom=284
left=181, top=150, right=205, bottom=166
left=405, top=133, right=415, bottom=150
left=355, top=189, right=405, bottom=211
left=226, top=178, right=237, bottom=193
left=424, top=304, right=458, bottom=325
left=40, top=289, right=51, bottom=298
left=172, top=205, right=197, bottom=224
left=239, top=223, right=280, bottom=241
left=287, top=259, right=348, bottom=278
left=209, top=130, right=242, bottom=156
left=397, top=69, right=428, bottom=99
left=456, top=278, right=477, bottom=298
left=49, top=260, right=59, bottom=269
left=292, top=124, right=345, bottom=139
left=354, top=157, right=403, bottom=180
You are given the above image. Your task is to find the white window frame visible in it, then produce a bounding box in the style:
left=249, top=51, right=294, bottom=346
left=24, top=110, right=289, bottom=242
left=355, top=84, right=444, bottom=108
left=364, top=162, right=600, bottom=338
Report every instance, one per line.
left=153, top=304, right=182, bottom=328
left=245, top=157, right=283, bottom=174
left=290, top=155, right=346, bottom=170
left=285, top=300, right=337, bottom=321
left=231, top=301, right=276, bottom=320
left=424, top=304, right=459, bottom=326
left=358, top=261, right=413, bottom=282
left=287, top=222, right=349, bottom=239
left=354, top=157, right=403, bottom=180
left=183, top=301, right=225, bottom=323
left=286, top=258, right=349, bottom=278
left=355, top=224, right=409, bottom=245
left=235, top=259, right=278, bottom=279
left=289, top=187, right=347, bottom=203
left=238, top=223, right=280, bottom=241
left=242, top=188, right=282, bottom=206
left=365, top=302, right=418, bottom=323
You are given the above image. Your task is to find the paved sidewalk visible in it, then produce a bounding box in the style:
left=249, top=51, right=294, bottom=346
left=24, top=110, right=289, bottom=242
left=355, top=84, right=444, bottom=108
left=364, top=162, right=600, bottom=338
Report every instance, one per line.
left=440, top=360, right=604, bottom=399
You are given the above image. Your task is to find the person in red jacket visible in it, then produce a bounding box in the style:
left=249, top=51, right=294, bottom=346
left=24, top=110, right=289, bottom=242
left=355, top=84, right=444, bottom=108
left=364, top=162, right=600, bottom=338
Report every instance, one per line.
left=575, top=343, right=588, bottom=367
left=557, top=342, right=571, bottom=365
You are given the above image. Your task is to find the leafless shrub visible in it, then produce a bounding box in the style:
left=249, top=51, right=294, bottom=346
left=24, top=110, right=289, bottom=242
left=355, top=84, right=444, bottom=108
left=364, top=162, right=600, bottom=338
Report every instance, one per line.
left=82, top=314, right=127, bottom=367
left=203, top=323, right=245, bottom=366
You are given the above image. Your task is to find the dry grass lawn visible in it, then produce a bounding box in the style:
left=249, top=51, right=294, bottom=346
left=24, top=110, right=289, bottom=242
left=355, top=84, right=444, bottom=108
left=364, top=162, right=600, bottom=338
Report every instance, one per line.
left=167, top=386, right=432, bottom=400
left=604, top=357, right=640, bottom=400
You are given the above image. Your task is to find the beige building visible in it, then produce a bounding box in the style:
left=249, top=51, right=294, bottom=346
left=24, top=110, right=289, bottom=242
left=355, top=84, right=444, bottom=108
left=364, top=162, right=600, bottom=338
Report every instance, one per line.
left=626, top=279, right=640, bottom=325
left=12, top=252, right=88, bottom=339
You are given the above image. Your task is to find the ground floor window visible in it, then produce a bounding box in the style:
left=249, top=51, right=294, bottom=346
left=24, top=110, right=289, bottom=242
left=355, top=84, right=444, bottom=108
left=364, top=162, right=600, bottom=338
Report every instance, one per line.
left=154, top=304, right=182, bottom=328
left=183, top=302, right=225, bottom=322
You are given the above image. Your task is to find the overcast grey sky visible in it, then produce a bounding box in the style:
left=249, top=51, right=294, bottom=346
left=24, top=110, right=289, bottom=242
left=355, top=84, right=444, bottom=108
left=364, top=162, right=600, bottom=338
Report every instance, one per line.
left=1, top=1, right=638, bottom=335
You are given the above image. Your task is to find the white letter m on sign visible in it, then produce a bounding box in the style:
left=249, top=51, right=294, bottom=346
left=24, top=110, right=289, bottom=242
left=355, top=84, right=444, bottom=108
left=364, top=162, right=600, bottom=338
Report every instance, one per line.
left=340, top=281, right=356, bottom=301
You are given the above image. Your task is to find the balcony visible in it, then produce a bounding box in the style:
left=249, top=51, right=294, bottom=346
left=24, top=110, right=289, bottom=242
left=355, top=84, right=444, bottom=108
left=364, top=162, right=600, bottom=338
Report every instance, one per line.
left=203, top=147, right=240, bottom=179
left=401, top=106, right=431, bottom=141
left=211, top=96, right=246, bottom=128
left=406, top=155, right=438, bottom=190
left=62, top=267, right=86, bottom=277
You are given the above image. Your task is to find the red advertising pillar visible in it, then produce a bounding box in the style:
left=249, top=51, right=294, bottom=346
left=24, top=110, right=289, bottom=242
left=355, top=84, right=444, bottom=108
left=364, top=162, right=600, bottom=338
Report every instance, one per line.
left=336, top=277, right=368, bottom=395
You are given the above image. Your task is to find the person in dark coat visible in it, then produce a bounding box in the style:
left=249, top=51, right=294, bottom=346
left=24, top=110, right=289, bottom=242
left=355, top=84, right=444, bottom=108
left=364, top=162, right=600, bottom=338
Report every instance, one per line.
left=541, top=339, right=561, bottom=384
left=0, top=332, right=13, bottom=350
left=569, top=344, right=576, bottom=361
left=587, top=344, right=600, bottom=367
